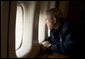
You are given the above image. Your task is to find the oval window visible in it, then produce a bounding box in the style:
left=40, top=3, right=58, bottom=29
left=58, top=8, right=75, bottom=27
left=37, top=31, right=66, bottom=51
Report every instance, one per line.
left=15, top=3, right=23, bottom=51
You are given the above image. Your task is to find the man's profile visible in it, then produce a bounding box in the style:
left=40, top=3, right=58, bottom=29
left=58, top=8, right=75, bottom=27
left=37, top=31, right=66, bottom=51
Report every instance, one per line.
left=40, top=8, right=74, bottom=58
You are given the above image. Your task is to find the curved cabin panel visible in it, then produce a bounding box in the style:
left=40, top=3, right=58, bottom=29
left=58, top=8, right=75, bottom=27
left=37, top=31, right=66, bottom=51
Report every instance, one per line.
left=1, top=1, right=84, bottom=58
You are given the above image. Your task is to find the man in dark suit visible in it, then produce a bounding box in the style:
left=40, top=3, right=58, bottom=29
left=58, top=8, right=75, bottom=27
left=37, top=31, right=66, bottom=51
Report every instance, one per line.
left=40, top=8, right=74, bottom=58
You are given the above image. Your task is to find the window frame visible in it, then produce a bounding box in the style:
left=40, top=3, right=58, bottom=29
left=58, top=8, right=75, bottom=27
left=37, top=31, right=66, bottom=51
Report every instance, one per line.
left=15, top=2, right=24, bottom=51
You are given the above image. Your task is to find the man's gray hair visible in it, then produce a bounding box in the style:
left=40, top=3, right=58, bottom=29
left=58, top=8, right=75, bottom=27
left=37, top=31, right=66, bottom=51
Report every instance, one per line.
left=46, top=8, right=63, bottom=19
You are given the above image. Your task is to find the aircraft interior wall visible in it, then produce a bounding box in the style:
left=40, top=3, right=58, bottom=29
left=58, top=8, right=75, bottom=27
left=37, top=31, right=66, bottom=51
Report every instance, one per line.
left=1, top=1, right=76, bottom=58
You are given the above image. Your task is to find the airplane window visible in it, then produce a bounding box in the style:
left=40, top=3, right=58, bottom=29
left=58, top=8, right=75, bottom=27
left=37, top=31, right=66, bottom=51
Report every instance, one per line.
left=38, top=12, right=46, bottom=43
left=38, top=1, right=56, bottom=43
left=15, top=4, right=23, bottom=51
left=38, top=1, right=49, bottom=43
left=15, top=1, right=36, bottom=58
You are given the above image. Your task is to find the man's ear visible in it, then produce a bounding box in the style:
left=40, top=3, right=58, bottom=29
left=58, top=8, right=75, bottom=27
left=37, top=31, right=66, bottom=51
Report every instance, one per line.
left=53, top=17, right=56, bottom=23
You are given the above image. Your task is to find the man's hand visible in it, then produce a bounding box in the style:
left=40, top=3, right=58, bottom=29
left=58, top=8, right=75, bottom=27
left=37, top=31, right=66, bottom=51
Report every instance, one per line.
left=39, top=41, right=51, bottom=52
left=41, top=41, right=51, bottom=48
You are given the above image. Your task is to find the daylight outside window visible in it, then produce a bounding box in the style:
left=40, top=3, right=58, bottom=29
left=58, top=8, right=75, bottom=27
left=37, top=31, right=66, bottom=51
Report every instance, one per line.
left=15, top=4, right=23, bottom=51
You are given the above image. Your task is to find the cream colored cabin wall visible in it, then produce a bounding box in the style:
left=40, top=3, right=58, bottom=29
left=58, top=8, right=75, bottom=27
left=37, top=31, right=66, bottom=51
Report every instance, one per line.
left=16, top=1, right=37, bottom=58
left=24, top=1, right=41, bottom=57
left=22, top=1, right=49, bottom=57
left=1, top=1, right=58, bottom=58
